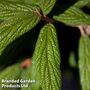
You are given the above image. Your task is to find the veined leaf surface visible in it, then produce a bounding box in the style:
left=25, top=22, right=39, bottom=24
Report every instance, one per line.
left=32, top=23, right=61, bottom=90
left=0, top=0, right=40, bottom=20
left=53, top=7, right=90, bottom=26
left=0, top=1, right=40, bottom=55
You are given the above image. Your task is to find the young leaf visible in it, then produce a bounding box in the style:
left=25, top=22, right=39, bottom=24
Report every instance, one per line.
left=79, top=35, right=90, bottom=90
left=53, top=6, right=90, bottom=26
left=0, top=1, right=40, bottom=55
left=32, top=23, right=61, bottom=90
left=0, top=64, right=21, bottom=89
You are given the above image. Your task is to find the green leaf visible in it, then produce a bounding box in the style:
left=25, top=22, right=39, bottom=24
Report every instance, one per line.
left=4, top=0, right=56, bottom=15
left=0, top=64, right=21, bottom=90
left=20, top=68, right=32, bottom=90
left=0, top=0, right=40, bottom=20
left=20, top=67, right=41, bottom=90
left=5, top=0, right=24, bottom=3
left=53, top=6, right=90, bottom=26
left=24, top=0, right=56, bottom=15
left=86, top=0, right=90, bottom=8
left=68, top=52, right=77, bottom=68
left=79, top=35, right=90, bottom=90
left=32, top=23, right=61, bottom=90
left=0, top=1, right=40, bottom=55
left=74, top=0, right=90, bottom=8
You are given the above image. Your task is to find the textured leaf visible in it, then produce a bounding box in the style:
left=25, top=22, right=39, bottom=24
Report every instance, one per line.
left=79, top=35, right=90, bottom=90
left=0, top=1, right=40, bottom=55
left=5, top=0, right=24, bottom=3
left=0, top=64, right=21, bottom=90
left=4, top=0, right=56, bottom=15
left=20, top=68, right=31, bottom=90
left=53, top=6, right=90, bottom=26
left=74, top=0, right=90, bottom=8
left=0, top=0, right=40, bottom=20
left=32, top=24, right=61, bottom=90
left=23, top=0, right=56, bottom=15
